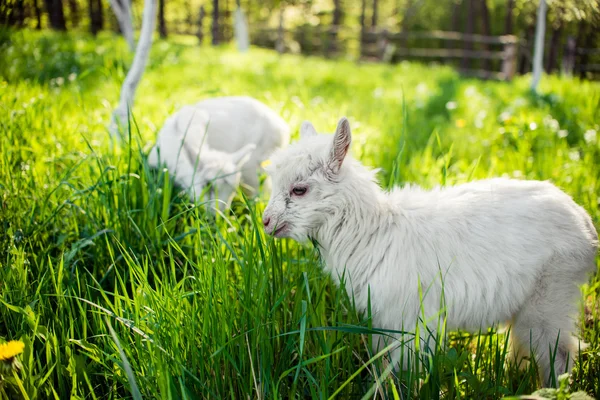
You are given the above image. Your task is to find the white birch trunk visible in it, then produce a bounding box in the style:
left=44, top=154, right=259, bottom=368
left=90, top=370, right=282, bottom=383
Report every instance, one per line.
left=275, top=7, right=284, bottom=54
left=109, top=0, right=157, bottom=140
left=531, top=0, right=547, bottom=92
left=109, top=0, right=135, bottom=51
left=234, top=6, right=249, bottom=52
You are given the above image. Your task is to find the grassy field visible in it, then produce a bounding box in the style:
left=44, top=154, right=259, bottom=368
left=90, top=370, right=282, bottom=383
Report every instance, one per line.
left=1, top=29, right=599, bottom=399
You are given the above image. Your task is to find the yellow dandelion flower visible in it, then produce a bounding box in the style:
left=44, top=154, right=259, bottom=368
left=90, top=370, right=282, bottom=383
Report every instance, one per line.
left=455, top=119, right=466, bottom=128
left=0, top=340, right=24, bottom=361
left=261, top=159, right=272, bottom=168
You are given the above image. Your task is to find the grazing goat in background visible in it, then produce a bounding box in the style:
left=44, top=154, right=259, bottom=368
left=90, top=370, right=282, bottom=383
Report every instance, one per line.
left=261, top=117, right=598, bottom=386
left=148, top=96, right=290, bottom=212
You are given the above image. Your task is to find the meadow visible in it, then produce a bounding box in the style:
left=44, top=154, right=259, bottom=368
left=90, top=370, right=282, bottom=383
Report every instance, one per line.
left=0, top=29, right=599, bottom=399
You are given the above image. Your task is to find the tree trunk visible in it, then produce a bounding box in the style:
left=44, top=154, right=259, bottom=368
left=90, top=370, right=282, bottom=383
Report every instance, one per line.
left=68, top=0, right=79, bottom=27
left=546, top=25, right=562, bottom=73
left=461, top=0, right=474, bottom=70
left=275, top=6, right=284, bottom=53
left=371, top=0, right=377, bottom=28
left=332, top=0, right=342, bottom=26
left=158, top=0, right=167, bottom=38
left=109, top=0, right=135, bottom=50
left=6, top=0, right=26, bottom=26
left=359, top=0, right=366, bottom=57
left=197, top=4, right=205, bottom=43
left=234, top=2, right=248, bottom=51
left=44, top=0, right=67, bottom=30
left=401, top=0, right=411, bottom=32
left=504, top=0, right=514, bottom=34
left=518, top=24, right=534, bottom=74
left=531, top=0, right=547, bottom=92
left=578, top=20, right=595, bottom=79
left=360, top=0, right=366, bottom=29
left=88, top=0, right=97, bottom=34
left=33, top=0, right=42, bottom=28
left=110, top=0, right=157, bottom=140
left=212, top=0, right=219, bottom=45
left=96, top=0, right=103, bottom=29
left=451, top=0, right=461, bottom=32
left=479, top=0, right=491, bottom=71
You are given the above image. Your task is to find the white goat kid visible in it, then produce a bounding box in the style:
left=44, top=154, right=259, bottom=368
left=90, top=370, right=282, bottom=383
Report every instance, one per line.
left=148, top=96, right=290, bottom=212
left=262, top=117, right=598, bottom=386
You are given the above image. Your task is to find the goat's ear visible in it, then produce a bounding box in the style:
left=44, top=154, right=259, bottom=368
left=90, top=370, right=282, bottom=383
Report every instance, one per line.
left=328, top=117, right=351, bottom=175
left=300, top=121, right=318, bottom=138
left=231, top=144, right=256, bottom=168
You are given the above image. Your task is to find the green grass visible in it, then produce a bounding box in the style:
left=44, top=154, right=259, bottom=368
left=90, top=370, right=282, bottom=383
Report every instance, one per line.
left=0, top=29, right=599, bottom=399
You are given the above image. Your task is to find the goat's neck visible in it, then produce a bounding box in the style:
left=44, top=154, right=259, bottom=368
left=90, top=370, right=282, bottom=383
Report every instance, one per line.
left=313, top=173, right=389, bottom=295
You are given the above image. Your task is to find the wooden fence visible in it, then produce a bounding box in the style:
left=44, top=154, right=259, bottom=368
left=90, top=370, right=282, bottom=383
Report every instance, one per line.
left=172, top=19, right=599, bottom=81
left=562, top=36, right=600, bottom=77
left=359, top=29, right=519, bottom=80
left=250, top=27, right=518, bottom=80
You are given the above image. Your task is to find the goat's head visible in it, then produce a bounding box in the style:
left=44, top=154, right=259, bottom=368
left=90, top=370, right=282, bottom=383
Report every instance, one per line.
left=262, top=117, right=352, bottom=241
left=186, top=144, right=256, bottom=213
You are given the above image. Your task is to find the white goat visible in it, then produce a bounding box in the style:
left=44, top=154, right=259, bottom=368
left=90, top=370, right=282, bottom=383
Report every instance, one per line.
left=262, top=117, right=598, bottom=386
left=148, top=96, right=290, bottom=211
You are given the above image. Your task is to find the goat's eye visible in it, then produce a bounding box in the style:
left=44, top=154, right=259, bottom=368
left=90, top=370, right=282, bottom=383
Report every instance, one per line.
left=291, top=186, right=307, bottom=196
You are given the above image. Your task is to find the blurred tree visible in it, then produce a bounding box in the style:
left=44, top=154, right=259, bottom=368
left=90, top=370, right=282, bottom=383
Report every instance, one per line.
left=2, top=0, right=26, bottom=26
left=451, top=0, right=461, bottom=32
left=110, top=0, right=157, bottom=139
left=371, top=0, right=377, bottom=27
left=109, top=0, right=134, bottom=49
left=531, top=0, right=546, bottom=92
left=44, top=0, right=67, bottom=30
left=88, top=0, right=103, bottom=34
left=212, top=0, right=218, bottom=44
left=33, top=0, right=42, bottom=28
left=197, top=4, right=205, bottom=43
left=234, top=0, right=249, bottom=51
left=332, top=0, right=342, bottom=26
left=479, top=0, right=491, bottom=70
left=67, top=0, right=79, bottom=27
left=504, top=0, right=514, bottom=34
left=159, top=0, right=167, bottom=37
left=461, top=0, right=474, bottom=69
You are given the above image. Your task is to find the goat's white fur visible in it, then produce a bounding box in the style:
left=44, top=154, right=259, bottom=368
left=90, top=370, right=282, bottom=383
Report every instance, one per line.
left=262, top=117, right=598, bottom=386
left=148, top=96, right=290, bottom=211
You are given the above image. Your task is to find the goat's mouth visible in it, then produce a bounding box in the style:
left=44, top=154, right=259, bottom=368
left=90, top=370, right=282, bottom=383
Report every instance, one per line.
left=273, top=223, right=289, bottom=238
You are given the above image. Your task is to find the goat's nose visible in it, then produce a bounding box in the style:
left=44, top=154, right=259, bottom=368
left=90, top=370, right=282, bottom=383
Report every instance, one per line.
left=262, top=216, right=271, bottom=228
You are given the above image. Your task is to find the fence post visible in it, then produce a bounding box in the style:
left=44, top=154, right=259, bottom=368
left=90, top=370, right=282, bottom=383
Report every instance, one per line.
left=501, top=40, right=517, bottom=80
left=561, top=35, right=576, bottom=76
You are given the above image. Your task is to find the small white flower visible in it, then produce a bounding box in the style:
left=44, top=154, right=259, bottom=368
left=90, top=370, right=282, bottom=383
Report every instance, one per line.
left=529, top=122, right=537, bottom=131
left=465, top=86, right=477, bottom=96
left=569, top=150, right=580, bottom=161
left=445, top=101, right=457, bottom=110
left=68, top=73, right=77, bottom=81
left=56, top=77, right=64, bottom=86
left=310, top=96, right=324, bottom=106
left=512, top=170, right=523, bottom=178
left=543, top=116, right=559, bottom=132
left=558, top=130, right=569, bottom=138
left=499, top=112, right=511, bottom=122
left=584, top=129, right=597, bottom=144
left=416, top=83, right=428, bottom=94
